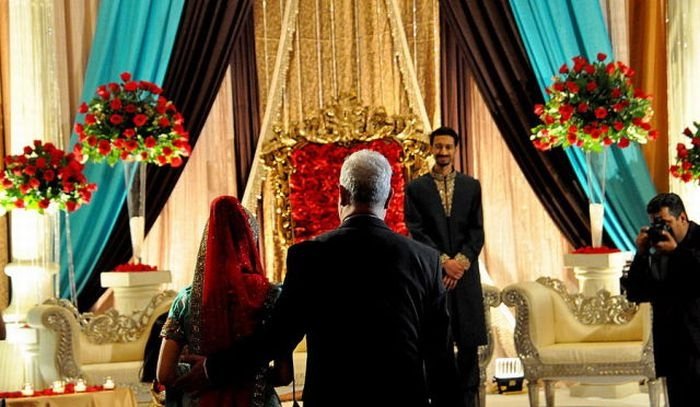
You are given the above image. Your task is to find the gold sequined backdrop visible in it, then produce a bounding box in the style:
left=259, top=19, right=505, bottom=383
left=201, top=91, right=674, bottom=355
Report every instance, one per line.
left=254, top=0, right=439, bottom=127
left=254, top=0, right=439, bottom=278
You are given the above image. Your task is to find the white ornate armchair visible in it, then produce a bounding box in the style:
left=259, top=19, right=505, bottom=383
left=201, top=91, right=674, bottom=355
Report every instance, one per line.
left=501, top=277, right=660, bottom=407
left=26, top=291, right=174, bottom=397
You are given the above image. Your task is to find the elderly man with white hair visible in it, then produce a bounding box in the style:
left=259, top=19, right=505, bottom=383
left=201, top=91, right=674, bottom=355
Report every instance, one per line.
left=176, top=149, right=460, bottom=407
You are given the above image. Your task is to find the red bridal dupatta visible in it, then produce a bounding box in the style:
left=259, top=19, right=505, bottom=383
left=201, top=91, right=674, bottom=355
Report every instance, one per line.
left=191, top=196, right=271, bottom=406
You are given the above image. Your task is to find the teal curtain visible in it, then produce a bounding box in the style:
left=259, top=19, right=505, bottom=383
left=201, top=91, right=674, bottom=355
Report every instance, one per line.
left=62, top=0, right=184, bottom=298
left=509, top=0, right=656, bottom=250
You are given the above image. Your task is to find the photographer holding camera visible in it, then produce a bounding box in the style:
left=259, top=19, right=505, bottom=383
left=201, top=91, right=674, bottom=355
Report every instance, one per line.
left=622, top=193, right=700, bottom=406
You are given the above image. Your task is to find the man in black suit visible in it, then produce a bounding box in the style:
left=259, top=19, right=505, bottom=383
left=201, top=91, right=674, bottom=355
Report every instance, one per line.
left=622, top=193, right=700, bottom=406
left=177, top=149, right=460, bottom=407
left=404, top=126, right=486, bottom=407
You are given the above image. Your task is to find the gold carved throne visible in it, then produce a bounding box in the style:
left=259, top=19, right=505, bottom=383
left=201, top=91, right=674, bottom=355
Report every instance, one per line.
left=260, top=94, right=431, bottom=282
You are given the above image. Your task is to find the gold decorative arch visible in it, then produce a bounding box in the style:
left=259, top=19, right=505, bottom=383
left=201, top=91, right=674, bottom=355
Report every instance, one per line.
left=261, top=94, right=431, bottom=281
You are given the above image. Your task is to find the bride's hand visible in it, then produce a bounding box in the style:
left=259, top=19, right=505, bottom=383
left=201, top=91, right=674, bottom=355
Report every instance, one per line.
left=173, top=354, right=208, bottom=393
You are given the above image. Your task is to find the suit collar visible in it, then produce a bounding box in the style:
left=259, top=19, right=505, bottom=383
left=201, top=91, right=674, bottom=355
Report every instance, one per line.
left=340, top=214, right=391, bottom=230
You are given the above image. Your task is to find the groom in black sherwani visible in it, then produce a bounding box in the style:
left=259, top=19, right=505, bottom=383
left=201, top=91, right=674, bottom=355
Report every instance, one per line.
left=405, top=126, right=487, bottom=407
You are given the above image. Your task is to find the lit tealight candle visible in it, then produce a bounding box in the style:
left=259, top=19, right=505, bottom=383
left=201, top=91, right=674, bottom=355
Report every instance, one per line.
left=103, top=376, right=115, bottom=390
left=75, top=378, right=87, bottom=392
left=21, top=383, right=34, bottom=396
left=52, top=380, right=65, bottom=393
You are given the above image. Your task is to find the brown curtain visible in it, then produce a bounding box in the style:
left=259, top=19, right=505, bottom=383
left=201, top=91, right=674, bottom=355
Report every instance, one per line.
left=231, top=13, right=261, bottom=198
left=629, top=0, right=668, bottom=192
left=440, top=0, right=590, bottom=248
left=440, top=18, right=471, bottom=173
left=80, top=0, right=255, bottom=310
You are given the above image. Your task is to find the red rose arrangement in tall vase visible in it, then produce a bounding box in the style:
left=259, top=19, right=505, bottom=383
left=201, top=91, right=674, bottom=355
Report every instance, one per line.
left=74, top=72, right=191, bottom=267
left=0, top=140, right=96, bottom=213
left=0, top=139, right=97, bottom=306
left=670, top=123, right=700, bottom=184
left=530, top=53, right=656, bottom=248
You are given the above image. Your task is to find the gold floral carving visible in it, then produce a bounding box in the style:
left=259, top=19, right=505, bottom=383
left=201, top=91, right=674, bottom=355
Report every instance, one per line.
left=477, top=285, right=501, bottom=403
left=261, top=94, right=430, bottom=281
left=536, top=276, right=638, bottom=325
left=44, top=290, right=176, bottom=344
left=502, top=279, right=660, bottom=407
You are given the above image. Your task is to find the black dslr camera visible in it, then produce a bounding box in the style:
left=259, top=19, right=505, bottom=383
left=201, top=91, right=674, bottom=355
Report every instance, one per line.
left=647, top=220, right=671, bottom=244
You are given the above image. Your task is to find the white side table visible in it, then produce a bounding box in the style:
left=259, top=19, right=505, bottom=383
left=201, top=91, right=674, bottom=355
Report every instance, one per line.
left=100, top=271, right=171, bottom=316
left=563, top=251, right=633, bottom=296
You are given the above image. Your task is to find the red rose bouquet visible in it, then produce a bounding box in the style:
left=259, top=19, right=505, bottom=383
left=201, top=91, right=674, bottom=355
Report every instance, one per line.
left=670, top=123, right=700, bottom=183
left=114, top=262, right=158, bottom=272
left=531, top=53, right=657, bottom=152
left=73, top=72, right=191, bottom=166
left=0, top=140, right=97, bottom=213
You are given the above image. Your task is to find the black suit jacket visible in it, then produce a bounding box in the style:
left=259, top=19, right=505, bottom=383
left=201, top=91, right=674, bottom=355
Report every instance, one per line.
left=623, top=221, right=700, bottom=376
left=404, top=172, right=487, bottom=348
left=208, top=215, right=460, bottom=407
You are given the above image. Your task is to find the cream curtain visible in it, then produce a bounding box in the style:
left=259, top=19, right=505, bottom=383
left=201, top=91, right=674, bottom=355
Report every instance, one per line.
left=599, top=0, right=630, bottom=64
left=0, top=0, right=98, bottom=308
left=0, top=0, right=9, bottom=308
left=466, top=75, right=575, bottom=290
left=667, top=0, right=700, bottom=220
left=467, top=73, right=574, bottom=363
left=142, top=68, right=237, bottom=290
left=629, top=0, right=669, bottom=193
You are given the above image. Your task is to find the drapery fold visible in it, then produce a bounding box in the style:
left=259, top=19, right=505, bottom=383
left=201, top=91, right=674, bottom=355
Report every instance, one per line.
left=629, top=0, right=669, bottom=193
left=440, top=0, right=590, bottom=248
left=509, top=0, right=656, bottom=250
left=66, top=0, right=184, bottom=303
left=79, top=0, right=255, bottom=309
left=231, top=13, right=261, bottom=198
left=667, top=0, right=700, bottom=222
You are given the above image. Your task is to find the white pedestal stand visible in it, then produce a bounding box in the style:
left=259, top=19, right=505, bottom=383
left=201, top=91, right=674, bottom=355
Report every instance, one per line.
left=4, top=262, right=58, bottom=323
left=100, top=271, right=171, bottom=316
left=563, top=251, right=633, bottom=296
left=1, top=262, right=57, bottom=390
left=564, top=251, right=638, bottom=399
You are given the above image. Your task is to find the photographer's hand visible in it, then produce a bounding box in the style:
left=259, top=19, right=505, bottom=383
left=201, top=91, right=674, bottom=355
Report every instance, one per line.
left=654, top=230, right=678, bottom=253
left=635, top=227, right=651, bottom=253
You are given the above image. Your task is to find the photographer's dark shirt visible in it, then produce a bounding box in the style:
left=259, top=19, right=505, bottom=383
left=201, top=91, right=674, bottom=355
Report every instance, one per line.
left=624, top=221, right=700, bottom=375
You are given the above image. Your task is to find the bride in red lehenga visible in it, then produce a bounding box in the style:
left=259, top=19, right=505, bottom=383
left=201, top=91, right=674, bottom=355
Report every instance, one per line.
left=157, top=196, right=290, bottom=406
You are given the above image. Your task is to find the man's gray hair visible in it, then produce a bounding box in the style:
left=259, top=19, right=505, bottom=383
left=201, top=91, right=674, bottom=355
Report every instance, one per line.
left=339, top=150, right=392, bottom=207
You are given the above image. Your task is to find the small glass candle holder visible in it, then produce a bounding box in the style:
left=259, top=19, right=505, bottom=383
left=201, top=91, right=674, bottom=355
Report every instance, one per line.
left=75, top=378, right=87, bottom=392
left=52, top=380, right=65, bottom=393
left=103, top=376, right=115, bottom=390
left=21, top=383, right=34, bottom=396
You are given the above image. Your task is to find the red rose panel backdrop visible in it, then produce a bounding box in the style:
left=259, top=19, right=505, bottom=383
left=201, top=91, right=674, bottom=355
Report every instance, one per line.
left=289, top=138, right=408, bottom=243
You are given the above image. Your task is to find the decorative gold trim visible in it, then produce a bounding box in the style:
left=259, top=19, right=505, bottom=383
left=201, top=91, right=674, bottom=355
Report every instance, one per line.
left=42, top=306, right=82, bottom=380
left=260, top=93, right=430, bottom=281
left=44, top=290, right=176, bottom=344
left=242, top=0, right=300, bottom=212
left=536, top=276, right=638, bottom=325
left=478, top=285, right=501, bottom=402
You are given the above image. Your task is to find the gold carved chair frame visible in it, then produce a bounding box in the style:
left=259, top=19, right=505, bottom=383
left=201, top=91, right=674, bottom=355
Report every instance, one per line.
left=260, top=94, right=430, bottom=282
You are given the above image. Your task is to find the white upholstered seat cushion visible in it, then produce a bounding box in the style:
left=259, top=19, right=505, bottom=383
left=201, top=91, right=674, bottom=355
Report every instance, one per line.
left=539, top=341, right=644, bottom=364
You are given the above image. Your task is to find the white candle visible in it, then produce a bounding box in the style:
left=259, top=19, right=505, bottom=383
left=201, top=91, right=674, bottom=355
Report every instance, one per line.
left=103, top=376, right=115, bottom=390
left=75, top=378, right=87, bottom=392
left=21, top=383, right=34, bottom=396
left=52, top=380, right=65, bottom=393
